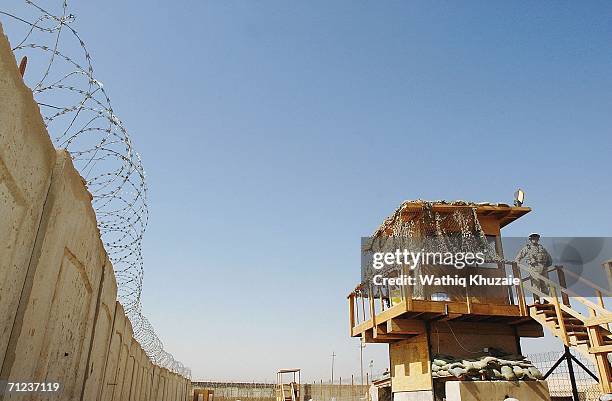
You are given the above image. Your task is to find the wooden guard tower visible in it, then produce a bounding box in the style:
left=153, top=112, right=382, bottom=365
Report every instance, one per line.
left=275, top=369, right=300, bottom=401
left=347, top=201, right=612, bottom=400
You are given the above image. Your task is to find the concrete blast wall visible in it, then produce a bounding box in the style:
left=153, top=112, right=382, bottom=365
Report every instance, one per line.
left=0, top=24, right=190, bottom=401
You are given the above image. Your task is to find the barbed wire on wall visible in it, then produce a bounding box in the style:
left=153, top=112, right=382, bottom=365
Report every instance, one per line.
left=0, top=0, right=190, bottom=378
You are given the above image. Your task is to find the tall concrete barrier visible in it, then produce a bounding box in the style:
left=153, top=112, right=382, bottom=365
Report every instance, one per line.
left=0, top=24, right=190, bottom=401
left=140, top=358, right=153, bottom=401
left=112, top=306, right=134, bottom=401
left=158, top=369, right=169, bottom=401
left=129, top=345, right=142, bottom=401
left=81, top=257, right=118, bottom=401
left=154, top=368, right=162, bottom=401
left=172, top=373, right=179, bottom=401
left=1, top=150, right=106, bottom=400
left=120, top=338, right=135, bottom=401
left=101, top=303, right=127, bottom=401
left=152, top=365, right=161, bottom=401
left=0, top=22, right=56, bottom=372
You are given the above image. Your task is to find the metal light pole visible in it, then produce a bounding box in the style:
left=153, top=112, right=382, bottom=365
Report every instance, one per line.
left=369, top=360, right=374, bottom=383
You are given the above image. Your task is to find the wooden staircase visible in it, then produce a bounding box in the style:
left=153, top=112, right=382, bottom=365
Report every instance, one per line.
left=519, top=264, right=612, bottom=394
left=531, top=302, right=610, bottom=348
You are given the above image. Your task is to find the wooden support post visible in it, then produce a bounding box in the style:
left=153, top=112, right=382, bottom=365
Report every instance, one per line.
left=368, top=285, right=377, bottom=327
left=361, top=294, right=366, bottom=321
left=399, top=267, right=406, bottom=301
left=595, top=290, right=609, bottom=331
left=512, top=262, right=527, bottom=316
left=402, top=264, right=412, bottom=312
left=550, top=287, right=569, bottom=345
left=465, top=285, right=472, bottom=314
left=355, top=293, right=360, bottom=324
left=587, top=308, right=612, bottom=394
left=555, top=266, right=571, bottom=307
left=349, top=294, right=355, bottom=336
left=603, top=260, right=612, bottom=292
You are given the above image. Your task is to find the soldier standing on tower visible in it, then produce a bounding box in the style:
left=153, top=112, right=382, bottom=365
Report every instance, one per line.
left=514, top=233, right=552, bottom=303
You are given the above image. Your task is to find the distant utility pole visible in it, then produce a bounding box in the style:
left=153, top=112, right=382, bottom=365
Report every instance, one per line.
left=331, top=352, right=336, bottom=384
left=359, top=340, right=366, bottom=386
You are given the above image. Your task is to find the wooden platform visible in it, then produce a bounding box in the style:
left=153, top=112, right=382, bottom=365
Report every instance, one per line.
left=350, top=298, right=541, bottom=343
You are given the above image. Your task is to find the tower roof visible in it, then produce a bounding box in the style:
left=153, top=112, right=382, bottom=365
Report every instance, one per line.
left=372, top=200, right=530, bottom=238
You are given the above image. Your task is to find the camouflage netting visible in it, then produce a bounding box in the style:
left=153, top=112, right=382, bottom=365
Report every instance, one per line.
left=361, top=200, right=504, bottom=297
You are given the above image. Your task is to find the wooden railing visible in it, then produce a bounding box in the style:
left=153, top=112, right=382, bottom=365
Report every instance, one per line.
left=515, top=263, right=612, bottom=328
left=348, top=265, right=412, bottom=334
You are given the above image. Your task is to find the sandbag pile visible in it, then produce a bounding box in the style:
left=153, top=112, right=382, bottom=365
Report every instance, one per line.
left=431, top=354, right=544, bottom=381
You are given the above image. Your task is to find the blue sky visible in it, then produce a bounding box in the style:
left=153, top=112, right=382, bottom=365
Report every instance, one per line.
left=4, top=0, right=612, bottom=381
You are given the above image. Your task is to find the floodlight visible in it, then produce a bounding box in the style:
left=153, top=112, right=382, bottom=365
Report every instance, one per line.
left=514, top=189, right=525, bottom=207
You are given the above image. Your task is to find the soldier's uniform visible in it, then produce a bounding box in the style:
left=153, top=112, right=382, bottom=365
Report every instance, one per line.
left=515, top=240, right=552, bottom=298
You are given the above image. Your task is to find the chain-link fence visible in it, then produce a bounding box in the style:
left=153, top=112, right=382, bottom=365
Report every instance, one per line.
left=528, top=350, right=602, bottom=401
